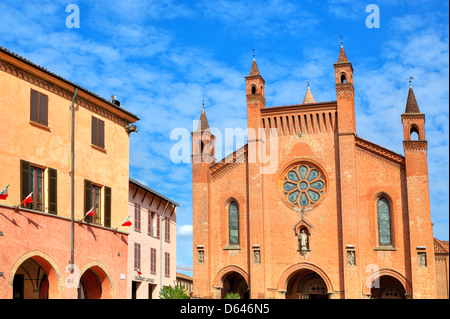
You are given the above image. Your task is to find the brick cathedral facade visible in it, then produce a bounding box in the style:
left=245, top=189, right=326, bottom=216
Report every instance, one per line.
left=191, top=45, right=448, bottom=299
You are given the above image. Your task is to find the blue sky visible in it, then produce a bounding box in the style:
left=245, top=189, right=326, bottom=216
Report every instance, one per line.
left=1, top=0, right=448, bottom=276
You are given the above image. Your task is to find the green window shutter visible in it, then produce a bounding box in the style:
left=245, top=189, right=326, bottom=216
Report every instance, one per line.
left=104, top=186, right=111, bottom=228
left=48, top=168, right=57, bottom=215
left=20, top=160, right=31, bottom=208
left=84, top=179, right=92, bottom=221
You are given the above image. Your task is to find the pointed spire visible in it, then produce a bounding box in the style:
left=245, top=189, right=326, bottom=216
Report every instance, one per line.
left=405, top=84, right=420, bottom=113
left=249, top=58, right=260, bottom=76
left=197, top=102, right=210, bottom=131
left=302, top=81, right=316, bottom=104
left=337, top=44, right=349, bottom=63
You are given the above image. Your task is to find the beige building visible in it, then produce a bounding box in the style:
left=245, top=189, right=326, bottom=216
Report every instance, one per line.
left=0, top=46, right=138, bottom=299
left=127, top=179, right=179, bottom=299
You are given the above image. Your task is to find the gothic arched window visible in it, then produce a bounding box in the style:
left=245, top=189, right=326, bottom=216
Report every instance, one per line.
left=377, top=197, right=392, bottom=246
left=228, top=201, right=239, bottom=245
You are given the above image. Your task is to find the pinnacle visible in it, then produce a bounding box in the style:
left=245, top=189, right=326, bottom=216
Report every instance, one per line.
left=405, top=85, right=421, bottom=113
left=197, top=107, right=210, bottom=131
left=302, top=83, right=316, bottom=104
left=337, top=45, right=349, bottom=63
left=249, top=59, right=260, bottom=76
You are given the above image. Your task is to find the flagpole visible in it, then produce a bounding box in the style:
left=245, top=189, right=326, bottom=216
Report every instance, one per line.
left=70, top=88, right=78, bottom=267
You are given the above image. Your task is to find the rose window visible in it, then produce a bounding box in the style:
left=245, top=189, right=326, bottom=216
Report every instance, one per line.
left=280, top=162, right=327, bottom=209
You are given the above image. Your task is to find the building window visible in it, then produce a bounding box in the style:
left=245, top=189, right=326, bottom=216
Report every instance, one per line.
left=150, top=248, right=156, bottom=274
left=149, top=212, right=156, bottom=237
left=377, top=197, right=392, bottom=246
left=90, top=184, right=101, bottom=224
left=84, top=180, right=108, bottom=225
left=91, top=116, right=105, bottom=149
left=280, top=161, right=327, bottom=210
left=147, top=211, right=153, bottom=236
left=134, top=204, right=141, bottom=232
left=229, top=201, right=239, bottom=245
left=165, top=217, right=170, bottom=243
left=30, top=166, right=44, bottom=211
left=30, top=89, right=48, bottom=126
left=165, top=252, right=170, bottom=277
left=134, top=243, right=141, bottom=272
left=20, top=160, right=57, bottom=214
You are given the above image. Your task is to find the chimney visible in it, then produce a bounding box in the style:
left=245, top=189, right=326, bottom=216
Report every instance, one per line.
left=111, top=95, right=120, bottom=106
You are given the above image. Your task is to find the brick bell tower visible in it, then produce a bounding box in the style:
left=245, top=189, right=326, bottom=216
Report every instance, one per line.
left=245, top=55, right=266, bottom=298
left=333, top=43, right=361, bottom=298
left=401, top=83, right=437, bottom=298
left=192, top=105, right=215, bottom=298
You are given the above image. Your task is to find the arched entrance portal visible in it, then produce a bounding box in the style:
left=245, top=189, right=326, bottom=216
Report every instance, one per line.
left=78, top=264, right=114, bottom=299
left=370, top=275, right=406, bottom=299
left=221, top=271, right=249, bottom=299
left=286, top=270, right=329, bottom=299
left=12, top=258, right=50, bottom=299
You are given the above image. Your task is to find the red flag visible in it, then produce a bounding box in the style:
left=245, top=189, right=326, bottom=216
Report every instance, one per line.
left=135, top=269, right=142, bottom=276
left=0, top=185, right=9, bottom=200
left=84, top=207, right=95, bottom=219
left=22, top=191, right=33, bottom=205
left=121, top=215, right=132, bottom=227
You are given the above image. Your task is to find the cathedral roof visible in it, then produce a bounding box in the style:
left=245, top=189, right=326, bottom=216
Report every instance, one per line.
left=197, top=107, right=210, bottom=131
left=405, top=85, right=421, bottom=113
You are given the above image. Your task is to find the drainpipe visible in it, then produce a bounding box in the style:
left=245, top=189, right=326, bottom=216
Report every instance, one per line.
left=70, top=88, right=78, bottom=266
left=160, top=201, right=170, bottom=292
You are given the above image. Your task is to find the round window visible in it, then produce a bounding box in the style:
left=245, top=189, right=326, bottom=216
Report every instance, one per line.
left=279, top=161, right=327, bottom=210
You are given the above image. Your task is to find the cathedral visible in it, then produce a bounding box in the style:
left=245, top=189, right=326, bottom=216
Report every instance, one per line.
left=191, top=44, right=448, bottom=299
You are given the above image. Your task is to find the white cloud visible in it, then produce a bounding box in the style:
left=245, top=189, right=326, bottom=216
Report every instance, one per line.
left=177, top=224, right=193, bottom=237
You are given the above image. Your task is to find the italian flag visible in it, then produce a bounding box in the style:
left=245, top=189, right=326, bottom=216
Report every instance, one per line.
left=121, top=215, right=132, bottom=227
left=22, top=191, right=34, bottom=205
left=84, top=207, right=95, bottom=219
left=0, top=185, right=9, bottom=200
left=135, top=269, right=142, bottom=276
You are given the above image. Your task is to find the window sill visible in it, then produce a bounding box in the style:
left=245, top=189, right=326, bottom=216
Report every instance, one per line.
left=224, top=245, right=241, bottom=250
left=91, top=144, right=107, bottom=153
left=29, top=121, right=51, bottom=132
left=374, top=246, right=396, bottom=251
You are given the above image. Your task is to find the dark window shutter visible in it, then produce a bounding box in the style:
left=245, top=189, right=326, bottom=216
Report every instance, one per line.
left=39, top=94, right=48, bottom=126
left=30, top=90, right=39, bottom=122
left=91, top=117, right=97, bottom=146
left=20, top=160, right=31, bottom=208
left=98, top=119, right=105, bottom=148
left=157, top=214, right=160, bottom=238
left=48, top=168, right=57, bottom=215
left=84, top=179, right=92, bottom=220
left=104, top=186, right=111, bottom=228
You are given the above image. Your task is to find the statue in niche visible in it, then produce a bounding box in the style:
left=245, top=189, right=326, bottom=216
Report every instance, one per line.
left=254, top=250, right=261, bottom=265
left=347, top=250, right=356, bottom=266
left=299, top=229, right=308, bottom=251
left=198, top=250, right=204, bottom=264
left=418, top=252, right=427, bottom=267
